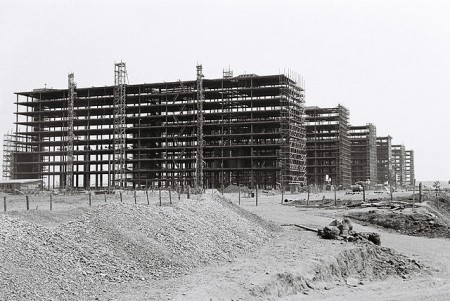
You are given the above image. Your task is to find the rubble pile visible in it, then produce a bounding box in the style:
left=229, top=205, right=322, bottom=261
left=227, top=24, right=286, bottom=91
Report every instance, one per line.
left=318, top=218, right=381, bottom=245
left=348, top=210, right=450, bottom=239
left=0, top=194, right=277, bottom=300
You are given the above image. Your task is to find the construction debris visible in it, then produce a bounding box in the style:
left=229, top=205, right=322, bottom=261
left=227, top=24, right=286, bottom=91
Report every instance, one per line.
left=318, top=218, right=381, bottom=245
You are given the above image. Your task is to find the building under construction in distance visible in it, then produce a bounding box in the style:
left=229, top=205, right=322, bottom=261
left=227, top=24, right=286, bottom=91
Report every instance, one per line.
left=304, top=105, right=351, bottom=188
left=349, top=124, right=377, bottom=185
left=7, top=63, right=307, bottom=191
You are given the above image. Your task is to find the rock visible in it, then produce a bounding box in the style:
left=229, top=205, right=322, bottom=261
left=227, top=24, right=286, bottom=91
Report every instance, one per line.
left=342, top=218, right=353, bottom=231
left=368, top=233, right=381, bottom=246
left=321, top=226, right=340, bottom=239
left=346, top=277, right=359, bottom=287
left=329, top=219, right=342, bottom=227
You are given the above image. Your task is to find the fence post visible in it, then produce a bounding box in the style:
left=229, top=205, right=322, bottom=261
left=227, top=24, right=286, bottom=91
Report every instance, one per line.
left=159, top=187, right=162, bottom=206
left=104, top=193, right=107, bottom=203
left=307, top=186, right=310, bottom=206
left=120, top=191, right=123, bottom=203
left=50, top=194, right=53, bottom=211
left=134, top=190, right=137, bottom=204
left=239, top=186, right=241, bottom=205
left=169, top=187, right=172, bottom=204
left=89, top=192, right=92, bottom=207
left=26, top=195, right=29, bottom=210
left=255, top=184, right=258, bottom=206
left=334, top=185, right=337, bottom=206
left=146, top=189, right=149, bottom=205
left=281, top=187, right=284, bottom=204
left=187, top=186, right=190, bottom=199
left=3, top=196, right=6, bottom=212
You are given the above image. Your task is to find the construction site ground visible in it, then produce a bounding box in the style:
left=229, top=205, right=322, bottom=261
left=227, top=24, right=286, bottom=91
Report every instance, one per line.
left=1, top=190, right=449, bottom=300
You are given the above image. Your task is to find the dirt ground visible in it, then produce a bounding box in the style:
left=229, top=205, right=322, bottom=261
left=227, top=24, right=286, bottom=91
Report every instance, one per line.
left=1, top=189, right=450, bottom=300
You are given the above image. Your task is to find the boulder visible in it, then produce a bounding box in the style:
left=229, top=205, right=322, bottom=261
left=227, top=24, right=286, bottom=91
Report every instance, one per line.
left=321, top=226, right=340, bottom=239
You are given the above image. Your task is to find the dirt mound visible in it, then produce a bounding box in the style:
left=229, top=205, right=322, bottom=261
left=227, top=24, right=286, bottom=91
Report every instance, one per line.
left=347, top=210, right=450, bottom=239
left=251, top=242, right=424, bottom=299
left=0, top=194, right=277, bottom=300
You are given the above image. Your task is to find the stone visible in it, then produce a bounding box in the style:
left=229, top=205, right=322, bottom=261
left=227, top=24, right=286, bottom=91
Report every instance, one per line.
left=346, top=277, right=359, bottom=287
left=368, top=233, right=381, bottom=246
left=321, top=226, right=340, bottom=239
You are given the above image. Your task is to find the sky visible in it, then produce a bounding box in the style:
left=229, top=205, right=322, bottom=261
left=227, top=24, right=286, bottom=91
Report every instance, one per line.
left=0, top=0, right=449, bottom=181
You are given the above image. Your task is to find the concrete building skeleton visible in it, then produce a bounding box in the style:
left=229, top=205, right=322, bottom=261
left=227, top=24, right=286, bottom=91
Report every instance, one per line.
left=392, top=144, right=407, bottom=187
left=10, top=67, right=307, bottom=190
left=349, top=124, right=377, bottom=185
left=376, top=136, right=393, bottom=185
left=304, top=105, right=351, bottom=188
left=405, top=150, right=415, bottom=186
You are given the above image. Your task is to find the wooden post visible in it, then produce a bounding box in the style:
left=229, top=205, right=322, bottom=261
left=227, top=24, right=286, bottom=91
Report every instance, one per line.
left=134, top=190, right=137, bottom=204
left=26, top=195, right=29, bottom=210
left=334, top=185, right=337, bottom=206
left=50, top=194, right=53, bottom=211
left=256, top=184, right=258, bottom=206
left=146, top=189, right=149, bottom=205
left=187, top=186, right=190, bottom=199
left=89, top=192, right=92, bottom=206
left=238, top=186, right=241, bottom=205
left=307, top=186, right=310, bottom=206
left=362, top=185, right=366, bottom=203
left=412, top=179, right=416, bottom=211
left=281, top=187, right=284, bottom=204
left=178, top=186, right=181, bottom=201
left=419, top=182, right=422, bottom=202
left=159, top=187, right=162, bottom=206
left=3, top=196, right=6, bottom=212
left=104, top=193, right=107, bottom=203
left=120, top=191, right=123, bottom=203
left=169, top=187, right=172, bottom=204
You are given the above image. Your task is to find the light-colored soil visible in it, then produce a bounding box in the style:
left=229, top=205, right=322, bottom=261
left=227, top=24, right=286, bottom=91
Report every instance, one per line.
left=1, top=190, right=449, bottom=300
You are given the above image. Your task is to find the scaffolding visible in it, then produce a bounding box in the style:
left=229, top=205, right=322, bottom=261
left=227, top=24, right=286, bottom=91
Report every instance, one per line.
left=2, top=133, right=15, bottom=179
left=66, top=73, right=76, bottom=189
left=113, top=62, right=127, bottom=187
left=12, top=67, right=306, bottom=190
left=195, top=64, right=204, bottom=192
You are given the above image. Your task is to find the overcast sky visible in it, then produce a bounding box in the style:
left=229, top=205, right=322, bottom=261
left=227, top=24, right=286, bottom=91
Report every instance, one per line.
left=0, top=0, right=449, bottom=181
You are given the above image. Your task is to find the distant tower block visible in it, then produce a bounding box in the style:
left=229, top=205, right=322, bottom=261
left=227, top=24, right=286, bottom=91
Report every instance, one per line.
left=113, top=62, right=127, bottom=187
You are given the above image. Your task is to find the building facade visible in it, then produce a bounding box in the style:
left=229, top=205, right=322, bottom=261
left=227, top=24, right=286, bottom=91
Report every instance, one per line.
left=304, top=105, right=351, bottom=188
left=405, top=150, right=415, bottom=186
left=376, top=136, right=392, bottom=185
left=349, top=124, right=377, bottom=185
left=11, top=68, right=307, bottom=190
left=392, top=144, right=407, bottom=187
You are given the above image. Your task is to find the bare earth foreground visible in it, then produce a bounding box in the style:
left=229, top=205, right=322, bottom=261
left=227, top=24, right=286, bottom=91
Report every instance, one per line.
left=1, top=190, right=449, bottom=300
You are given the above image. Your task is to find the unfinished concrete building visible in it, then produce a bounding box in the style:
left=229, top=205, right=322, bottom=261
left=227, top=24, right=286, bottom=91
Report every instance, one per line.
left=304, top=105, right=351, bottom=188
left=392, top=144, right=407, bottom=187
left=349, top=124, right=377, bottom=185
left=405, top=150, right=415, bottom=186
left=376, top=136, right=392, bottom=185
left=9, top=64, right=307, bottom=190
